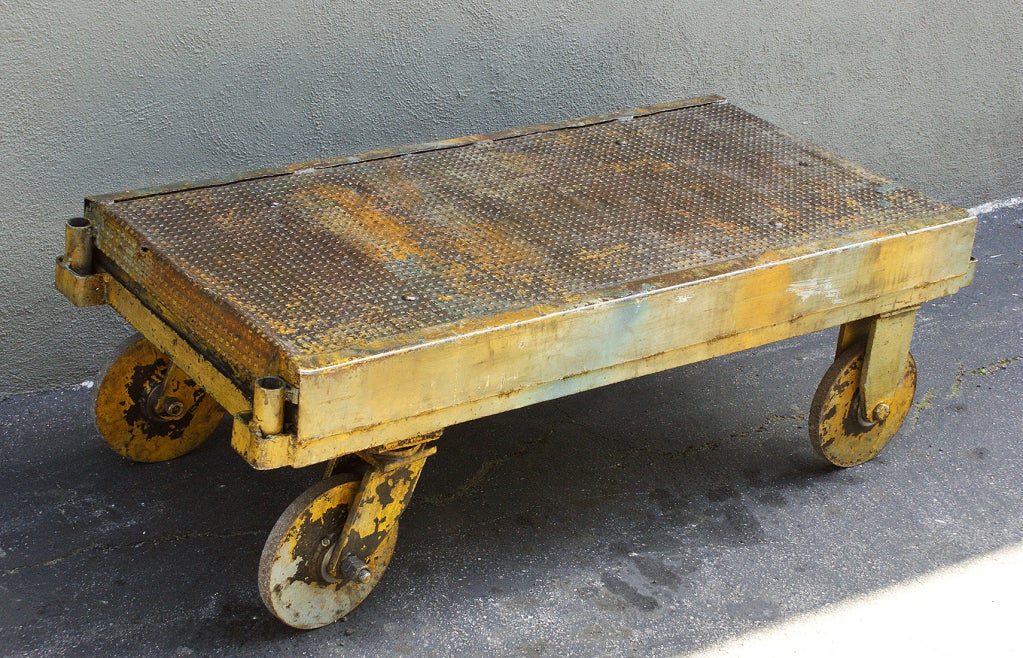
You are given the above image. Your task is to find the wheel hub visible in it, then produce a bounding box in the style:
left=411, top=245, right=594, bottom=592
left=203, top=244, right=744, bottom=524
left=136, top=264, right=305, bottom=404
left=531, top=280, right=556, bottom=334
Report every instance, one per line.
left=319, top=538, right=372, bottom=584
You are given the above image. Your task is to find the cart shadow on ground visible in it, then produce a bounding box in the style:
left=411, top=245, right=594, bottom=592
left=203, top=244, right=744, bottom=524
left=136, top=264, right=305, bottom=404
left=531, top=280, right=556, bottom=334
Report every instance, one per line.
left=2, top=345, right=1020, bottom=656
left=2, top=355, right=839, bottom=656
left=2, top=208, right=1020, bottom=656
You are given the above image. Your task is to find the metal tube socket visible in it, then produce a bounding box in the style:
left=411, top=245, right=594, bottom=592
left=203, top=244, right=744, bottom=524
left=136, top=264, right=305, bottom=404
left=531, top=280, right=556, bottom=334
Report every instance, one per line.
left=64, top=217, right=94, bottom=274
left=253, top=376, right=286, bottom=436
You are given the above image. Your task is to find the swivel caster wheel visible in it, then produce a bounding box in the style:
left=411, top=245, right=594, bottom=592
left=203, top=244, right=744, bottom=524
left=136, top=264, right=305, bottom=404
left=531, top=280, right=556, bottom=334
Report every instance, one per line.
left=259, top=473, right=399, bottom=629
left=809, top=346, right=917, bottom=467
left=94, top=335, right=225, bottom=462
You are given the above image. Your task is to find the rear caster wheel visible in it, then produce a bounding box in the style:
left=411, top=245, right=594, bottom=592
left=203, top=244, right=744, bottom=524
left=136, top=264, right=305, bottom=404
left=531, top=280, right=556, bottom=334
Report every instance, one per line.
left=258, top=473, right=398, bottom=629
left=809, top=346, right=916, bottom=467
left=94, top=335, right=224, bottom=462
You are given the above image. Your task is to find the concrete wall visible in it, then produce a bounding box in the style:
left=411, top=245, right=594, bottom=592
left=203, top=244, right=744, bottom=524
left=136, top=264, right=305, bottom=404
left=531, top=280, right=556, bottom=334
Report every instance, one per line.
left=2, top=0, right=1021, bottom=394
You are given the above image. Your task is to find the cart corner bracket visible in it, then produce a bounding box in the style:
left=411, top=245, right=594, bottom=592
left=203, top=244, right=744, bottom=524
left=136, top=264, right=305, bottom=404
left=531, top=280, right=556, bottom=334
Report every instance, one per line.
left=55, top=216, right=108, bottom=306
left=231, top=411, right=295, bottom=470
left=55, top=256, right=108, bottom=306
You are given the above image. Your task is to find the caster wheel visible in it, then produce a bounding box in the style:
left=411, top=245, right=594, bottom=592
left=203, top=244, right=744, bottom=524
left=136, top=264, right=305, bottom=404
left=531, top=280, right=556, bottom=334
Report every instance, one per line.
left=809, top=346, right=916, bottom=467
left=94, top=335, right=224, bottom=462
left=259, top=473, right=398, bottom=629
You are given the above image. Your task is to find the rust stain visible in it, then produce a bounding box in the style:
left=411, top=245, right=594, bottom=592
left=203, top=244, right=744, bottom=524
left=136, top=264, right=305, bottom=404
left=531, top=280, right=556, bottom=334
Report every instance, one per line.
left=296, top=183, right=429, bottom=262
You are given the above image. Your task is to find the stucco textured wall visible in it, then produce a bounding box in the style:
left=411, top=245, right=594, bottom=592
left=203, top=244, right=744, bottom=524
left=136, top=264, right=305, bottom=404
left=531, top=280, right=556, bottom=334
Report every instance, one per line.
left=2, top=1, right=1021, bottom=393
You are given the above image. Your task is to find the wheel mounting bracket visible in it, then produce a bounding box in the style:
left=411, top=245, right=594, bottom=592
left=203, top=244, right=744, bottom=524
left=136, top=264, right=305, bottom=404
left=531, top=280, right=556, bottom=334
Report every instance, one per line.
left=859, top=307, right=918, bottom=423
left=837, top=307, right=919, bottom=424
left=325, top=434, right=439, bottom=582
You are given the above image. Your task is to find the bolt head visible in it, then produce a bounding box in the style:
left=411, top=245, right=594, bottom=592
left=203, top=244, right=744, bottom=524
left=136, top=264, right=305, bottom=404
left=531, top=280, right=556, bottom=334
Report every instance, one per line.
left=873, top=403, right=891, bottom=423
left=320, top=537, right=331, bottom=548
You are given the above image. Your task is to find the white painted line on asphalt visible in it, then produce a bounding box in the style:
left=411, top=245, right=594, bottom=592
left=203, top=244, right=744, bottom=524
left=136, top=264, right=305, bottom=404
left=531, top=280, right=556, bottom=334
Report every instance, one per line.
left=684, top=541, right=1023, bottom=658
left=969, top=197, right=1023, bottom=215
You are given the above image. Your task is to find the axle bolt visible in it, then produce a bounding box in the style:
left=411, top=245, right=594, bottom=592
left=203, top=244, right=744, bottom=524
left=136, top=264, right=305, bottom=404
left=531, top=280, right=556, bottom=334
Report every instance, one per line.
left=164, top=400, right=185, bottom=417
left=872, top=403, right=891, bottom=423
left=338, top=554, right=372, bottom=584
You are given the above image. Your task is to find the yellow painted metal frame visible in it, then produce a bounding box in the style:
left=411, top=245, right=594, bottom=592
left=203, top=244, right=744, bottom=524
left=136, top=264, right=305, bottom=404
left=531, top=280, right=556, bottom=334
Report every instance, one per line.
left=233, top=217, right=975, bottom=469
left=59, top=215, right=974, bottom=470
left=57, top=103, right=979, bottom=473
left=105, top=276, right=250, bottom=417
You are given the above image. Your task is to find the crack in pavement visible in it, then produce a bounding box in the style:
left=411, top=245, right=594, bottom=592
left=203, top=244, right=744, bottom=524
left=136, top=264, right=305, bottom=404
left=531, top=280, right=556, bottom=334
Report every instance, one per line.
left=948, top=355, right=1023, bottom=398
left=732, top=413, right=807, bottom=439
left=910, top=355, right=1022, bottom=429
left=910, top=389, right=938, bottom=429
left=1, top=528, right=265, bottom=577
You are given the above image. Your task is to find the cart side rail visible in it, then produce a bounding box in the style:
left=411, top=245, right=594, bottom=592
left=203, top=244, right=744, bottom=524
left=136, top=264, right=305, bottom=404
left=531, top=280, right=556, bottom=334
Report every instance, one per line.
left=234, top=216, right=975, bottom=468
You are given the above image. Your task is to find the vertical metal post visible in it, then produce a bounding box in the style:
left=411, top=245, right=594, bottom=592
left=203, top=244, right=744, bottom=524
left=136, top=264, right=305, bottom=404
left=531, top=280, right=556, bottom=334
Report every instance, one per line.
left=64, top=217, right=93, bottom=274
left=253, top=377, right=286, bottom=436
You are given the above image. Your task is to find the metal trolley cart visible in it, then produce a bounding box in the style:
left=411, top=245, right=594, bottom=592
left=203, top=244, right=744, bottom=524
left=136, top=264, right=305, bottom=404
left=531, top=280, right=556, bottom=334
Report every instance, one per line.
left=56, top=96, right=976, bottom=629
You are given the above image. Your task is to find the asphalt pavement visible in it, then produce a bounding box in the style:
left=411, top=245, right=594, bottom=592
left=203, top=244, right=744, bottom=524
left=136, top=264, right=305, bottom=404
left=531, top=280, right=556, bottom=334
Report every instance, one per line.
left=1, top=204, right=1020, bottom=657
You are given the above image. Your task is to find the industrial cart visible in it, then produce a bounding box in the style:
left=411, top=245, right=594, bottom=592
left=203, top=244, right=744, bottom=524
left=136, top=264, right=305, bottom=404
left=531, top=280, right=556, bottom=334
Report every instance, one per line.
left=56, top=96, right=976, bottom=629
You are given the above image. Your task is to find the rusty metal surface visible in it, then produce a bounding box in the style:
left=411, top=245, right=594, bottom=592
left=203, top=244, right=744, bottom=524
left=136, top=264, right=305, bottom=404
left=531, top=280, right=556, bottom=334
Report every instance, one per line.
left=94, top=335, right=224, bottom=463
left=810, top=345, right=917, bottom=467
left=257, top=473, right=397, bottom=630
left=88, top=98, right=964, bottom=385
left=258, top=439, right=436, bottom=628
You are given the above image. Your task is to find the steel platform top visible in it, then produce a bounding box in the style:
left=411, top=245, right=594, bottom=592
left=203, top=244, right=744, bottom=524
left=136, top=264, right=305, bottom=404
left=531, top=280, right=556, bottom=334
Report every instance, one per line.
left=87, top=96, right=966, bottom=384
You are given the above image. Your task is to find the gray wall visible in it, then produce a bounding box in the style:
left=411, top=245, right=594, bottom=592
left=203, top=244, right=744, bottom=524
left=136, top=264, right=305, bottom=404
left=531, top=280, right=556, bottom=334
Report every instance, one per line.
left=2, top=0, right=1021, bottom=394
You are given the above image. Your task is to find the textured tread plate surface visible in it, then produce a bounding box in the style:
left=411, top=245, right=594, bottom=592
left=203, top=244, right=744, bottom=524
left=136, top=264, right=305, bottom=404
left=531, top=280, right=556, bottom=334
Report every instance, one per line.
left=90, top=99, right=963, bottom=373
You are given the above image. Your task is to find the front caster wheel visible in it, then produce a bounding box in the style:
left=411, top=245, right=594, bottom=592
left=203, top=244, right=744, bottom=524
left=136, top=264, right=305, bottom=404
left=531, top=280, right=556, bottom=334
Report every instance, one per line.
left=94, top=335, right=225, bottom=462
left=258, top=473, right=398, bottom=629
left=809, top=346, right=916, bottom=467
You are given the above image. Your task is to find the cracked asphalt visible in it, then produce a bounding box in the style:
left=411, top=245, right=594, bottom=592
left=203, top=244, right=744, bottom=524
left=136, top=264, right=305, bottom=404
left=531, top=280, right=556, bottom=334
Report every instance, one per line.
left=1, top=204, right=1020, bottom=656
